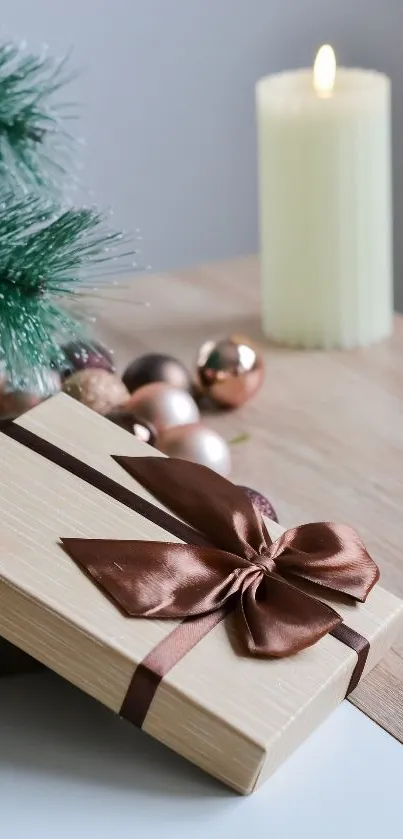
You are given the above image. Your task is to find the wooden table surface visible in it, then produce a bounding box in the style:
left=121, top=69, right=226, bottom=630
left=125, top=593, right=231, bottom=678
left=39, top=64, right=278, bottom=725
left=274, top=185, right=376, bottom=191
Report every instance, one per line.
left=95, top=256, right=403, bottom=741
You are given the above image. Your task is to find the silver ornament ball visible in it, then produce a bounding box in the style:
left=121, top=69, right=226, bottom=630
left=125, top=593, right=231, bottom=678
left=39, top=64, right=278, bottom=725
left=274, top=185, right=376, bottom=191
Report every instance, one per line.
left=125, top=381, right=199, bottom=434
left=156, top=423, right=231, bottom=477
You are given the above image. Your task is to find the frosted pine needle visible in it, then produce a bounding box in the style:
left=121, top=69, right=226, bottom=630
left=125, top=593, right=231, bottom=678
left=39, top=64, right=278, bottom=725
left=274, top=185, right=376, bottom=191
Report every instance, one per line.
left=0, top=193, right=135, bottom=388
left=0, top=42, right=74, bottom=191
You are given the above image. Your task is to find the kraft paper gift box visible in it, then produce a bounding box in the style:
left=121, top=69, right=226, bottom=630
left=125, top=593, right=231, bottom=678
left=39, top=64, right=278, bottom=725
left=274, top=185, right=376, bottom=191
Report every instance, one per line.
left=0, top=393, right=402, bottom=794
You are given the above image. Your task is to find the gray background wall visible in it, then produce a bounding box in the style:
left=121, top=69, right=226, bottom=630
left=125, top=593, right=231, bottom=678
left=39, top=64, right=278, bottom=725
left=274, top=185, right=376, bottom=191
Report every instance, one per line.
left=4, top=0, right=403, bottom=308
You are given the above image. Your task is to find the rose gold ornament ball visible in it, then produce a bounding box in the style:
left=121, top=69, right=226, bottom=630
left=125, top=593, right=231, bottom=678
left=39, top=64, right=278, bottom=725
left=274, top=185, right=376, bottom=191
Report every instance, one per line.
left=63, top=369, right=129, bottom=415
left=106, top=408, right=157, bottom=446
left=156, top=423, right=231, bottom=476
left=196, top=335, right=264, bottom=409
left=0, top=369, right=61, bottom=420
left=124, top=382, right=200, bottom=435
left=122, top=353, right=192, bottom=394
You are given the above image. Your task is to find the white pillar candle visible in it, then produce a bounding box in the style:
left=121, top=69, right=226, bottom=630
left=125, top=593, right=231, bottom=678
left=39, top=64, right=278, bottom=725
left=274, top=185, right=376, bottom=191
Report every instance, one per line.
left=256, top=46, right=393, bottom=349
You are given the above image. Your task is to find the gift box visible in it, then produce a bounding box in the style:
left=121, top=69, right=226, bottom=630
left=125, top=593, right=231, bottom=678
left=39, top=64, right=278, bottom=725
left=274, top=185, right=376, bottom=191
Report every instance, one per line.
left=0, top=393, right=401, bottom=794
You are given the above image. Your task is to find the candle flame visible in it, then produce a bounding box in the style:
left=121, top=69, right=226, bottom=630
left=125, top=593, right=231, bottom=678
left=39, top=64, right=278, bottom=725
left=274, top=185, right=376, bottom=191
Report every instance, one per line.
left=313, top=45, right=336, bottom=97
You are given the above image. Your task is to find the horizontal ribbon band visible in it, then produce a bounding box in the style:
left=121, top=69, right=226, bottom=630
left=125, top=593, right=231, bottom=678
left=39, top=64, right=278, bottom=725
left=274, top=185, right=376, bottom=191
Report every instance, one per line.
left=1, top=421, right=377, bottom=727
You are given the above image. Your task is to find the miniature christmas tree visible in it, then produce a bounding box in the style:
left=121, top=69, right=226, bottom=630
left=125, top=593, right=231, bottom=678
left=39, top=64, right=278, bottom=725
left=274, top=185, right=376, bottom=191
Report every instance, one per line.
left=0, top=41, right=134, bottom=394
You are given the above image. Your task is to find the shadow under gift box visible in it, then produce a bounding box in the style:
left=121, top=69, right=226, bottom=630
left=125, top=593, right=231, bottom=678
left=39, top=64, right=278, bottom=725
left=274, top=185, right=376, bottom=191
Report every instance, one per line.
left=0, top=393, right=402, bottom=794
left=0, top=638, right=39, bottom=675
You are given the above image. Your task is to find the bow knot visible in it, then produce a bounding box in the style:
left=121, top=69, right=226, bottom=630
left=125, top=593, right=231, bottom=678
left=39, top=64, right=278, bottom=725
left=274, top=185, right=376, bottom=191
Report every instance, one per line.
left=258, top=553, right=277, bottom=574
left=62, top=457, right=379, bottom=659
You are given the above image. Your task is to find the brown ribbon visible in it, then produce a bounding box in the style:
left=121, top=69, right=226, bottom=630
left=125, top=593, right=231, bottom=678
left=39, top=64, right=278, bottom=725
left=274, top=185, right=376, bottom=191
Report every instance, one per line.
left=2, top=424, right=378, bottom=726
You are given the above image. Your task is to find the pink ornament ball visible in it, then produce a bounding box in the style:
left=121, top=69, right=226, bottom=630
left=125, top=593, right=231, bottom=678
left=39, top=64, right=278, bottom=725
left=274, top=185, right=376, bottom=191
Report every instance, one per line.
left=124, top=382, right=200, bottom=435
left=157, top=422, right=231, bottom=477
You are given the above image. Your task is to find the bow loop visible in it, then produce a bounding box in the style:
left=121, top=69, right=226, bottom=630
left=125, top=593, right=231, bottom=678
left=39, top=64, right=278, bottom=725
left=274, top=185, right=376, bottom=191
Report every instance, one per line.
left=62, top=538, right=251, bottom=619
left=114, top=456, right=268, bottom=562
left=269, top=523, right=379, bottom=601
left=236, top=573, right=342, bottom=657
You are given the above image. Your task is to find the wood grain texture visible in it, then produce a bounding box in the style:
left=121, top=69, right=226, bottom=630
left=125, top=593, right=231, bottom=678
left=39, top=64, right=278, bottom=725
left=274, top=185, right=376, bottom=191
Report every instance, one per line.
left=91, top=256, right=403, bottom=741
left=0, top=394, right=400, bottom=793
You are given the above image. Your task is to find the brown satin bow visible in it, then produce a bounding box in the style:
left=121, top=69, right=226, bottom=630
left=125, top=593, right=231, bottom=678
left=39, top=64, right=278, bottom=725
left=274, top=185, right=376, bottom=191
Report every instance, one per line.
left=62, top=456, right=379, bottom=658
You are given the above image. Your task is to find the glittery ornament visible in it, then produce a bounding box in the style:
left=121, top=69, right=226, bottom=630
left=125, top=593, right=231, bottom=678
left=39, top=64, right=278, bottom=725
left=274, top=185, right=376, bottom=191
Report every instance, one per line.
left=63, top=369, right=129, bottom=415
left=0, top=368, right=61, bottom=419
left=125, top=382, right=199, bottom=434
left=196, top=335, right=264, bottom=409
left=238, top=485, right=278, bottom=522
left=122, top=353, right=192, bottom=394
left=106, top=408, right=156, bottom=446
left=157, top=423, right=231, bottom=477
left=60, top=340, right=115, bottom=378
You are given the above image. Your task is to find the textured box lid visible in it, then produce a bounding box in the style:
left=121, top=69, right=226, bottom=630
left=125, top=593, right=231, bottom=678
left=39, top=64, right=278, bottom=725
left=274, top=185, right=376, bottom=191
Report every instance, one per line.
left=0, top=394, right=402, bottom=794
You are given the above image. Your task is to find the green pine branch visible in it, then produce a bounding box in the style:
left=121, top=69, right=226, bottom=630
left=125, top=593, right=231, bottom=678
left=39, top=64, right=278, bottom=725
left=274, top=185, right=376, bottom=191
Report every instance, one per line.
left=0, top=193, right=135, bottom=388
left=0, top=42, right=75, bottom=191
